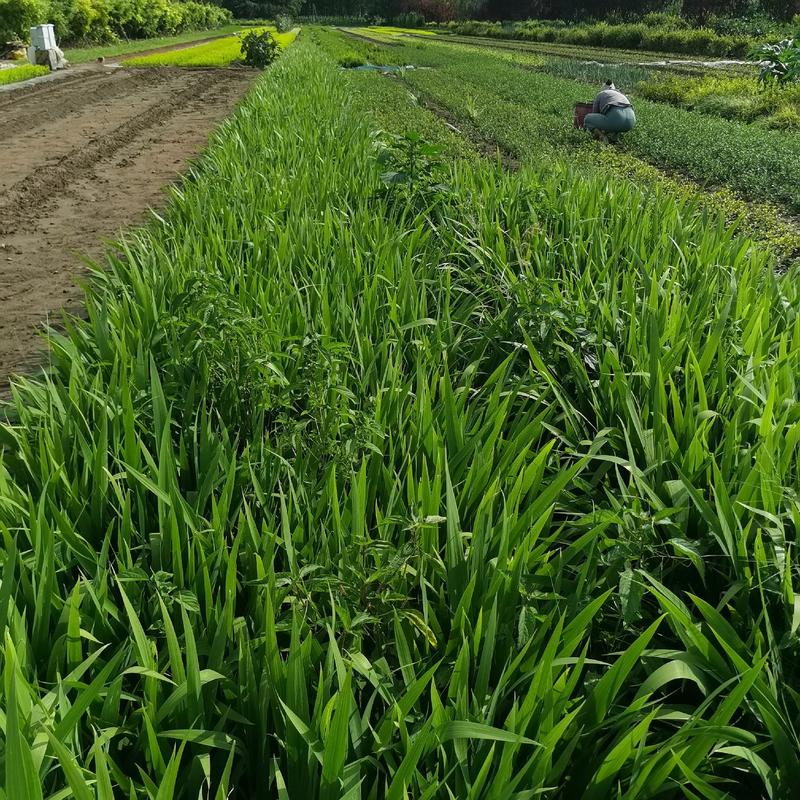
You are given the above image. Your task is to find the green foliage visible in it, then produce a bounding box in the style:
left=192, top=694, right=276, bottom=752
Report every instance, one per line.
left=239, top=27, right=279, bottom=67
left=0, top=63, right=48, bottom=84
left=393, top=10, right=425, bottom=29
left=377, top=35, right=800, bottom=212
left=637, top=73, right=800, bottom=129
left=443, top=18, right=753, bottom=57
left=62, top=24, right=242, bottom=62
left=350, top=28, right=799, bottom=261
left=373, top=129, right=451, bottom=211
left=3, top=31, right=800, bottom=799
left=274, top=11, right=293, bottom=32
left=0, top=0, right=47, bottom=43
left=0, top=0, right=231, bottom=45
left=127, top=26, right=295, bottom=66
left=309, top=24, right=391, bottom=66
left=751, top=38, right=800, bottom=86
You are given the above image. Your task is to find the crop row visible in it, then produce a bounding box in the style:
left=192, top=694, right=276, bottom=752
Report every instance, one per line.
left=2, top=36, right=800, bottom=796
left=0, top=64, right=48, bottom=86
left=127, top=27, right=298, bottom=67
left=308, top=25, right=397, bottom=67
left=319, top=30, right=800, bottom=263
left=637, top=73, right=800, bottom=130
left=442, top=19, right=755, bottom=58
left=366, top=36, right=800, bottom=213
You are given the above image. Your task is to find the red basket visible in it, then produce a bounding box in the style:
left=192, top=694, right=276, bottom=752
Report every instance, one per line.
left=574, top=102, right=593, bottom=129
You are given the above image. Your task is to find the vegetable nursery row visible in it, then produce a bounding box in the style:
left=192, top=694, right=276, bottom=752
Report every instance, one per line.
left=126, top=26, right=298, bottom=67
left=347, top=33, right=800, bottom=214
left=2, top=35, right=800, bottom=798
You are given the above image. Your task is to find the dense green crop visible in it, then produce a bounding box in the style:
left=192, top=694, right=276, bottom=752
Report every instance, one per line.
left=0, top=64, right=48, bottom=86
left=369, top=36, right=800, bottom=212
left=3, top=36, right=800, bottom=797
left=443, top=18, right=754, bottom=58
left=309, top=26, right=394, bottom=67
left=637, top=73, right=800, bottom=129
left=127, top=27, right=298, bottom=67
left=63, top=25, right=246, bottom=64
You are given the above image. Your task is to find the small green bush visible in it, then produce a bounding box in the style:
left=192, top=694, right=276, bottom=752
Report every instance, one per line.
left=695, top=93, right=761, bottom=121
left=240, top=29, right=279, bottom=68
left=642, top=12, right=688, bottom=30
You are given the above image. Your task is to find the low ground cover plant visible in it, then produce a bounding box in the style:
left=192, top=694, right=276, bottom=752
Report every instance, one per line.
left=0, top=63, right=48, bottom=85
left=62, top=25, right=244, bottom=63
left=637, top=73, right=800, bottom=129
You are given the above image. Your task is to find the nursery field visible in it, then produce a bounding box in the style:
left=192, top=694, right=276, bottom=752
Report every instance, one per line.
left=3, top=26, right=800, bottom=799
left=331, top=27, right=800, bottom=261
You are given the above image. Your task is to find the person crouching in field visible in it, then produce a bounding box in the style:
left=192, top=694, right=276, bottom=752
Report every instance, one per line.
left=584, top=80, right=636, bottom=143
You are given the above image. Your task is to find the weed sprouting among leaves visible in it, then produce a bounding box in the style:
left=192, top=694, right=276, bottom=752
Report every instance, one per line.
left=373, top=130, right=451, bottom=212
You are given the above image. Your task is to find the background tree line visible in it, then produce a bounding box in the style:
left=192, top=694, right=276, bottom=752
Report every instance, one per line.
left=285, top=0, right=798, bottom=22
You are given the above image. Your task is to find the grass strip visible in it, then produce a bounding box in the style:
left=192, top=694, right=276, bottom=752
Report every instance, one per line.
left=0, top=64, right=49, bottom=86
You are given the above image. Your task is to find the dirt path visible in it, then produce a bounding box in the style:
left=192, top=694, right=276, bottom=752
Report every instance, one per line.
left=0, top=65, right=256, bottom=387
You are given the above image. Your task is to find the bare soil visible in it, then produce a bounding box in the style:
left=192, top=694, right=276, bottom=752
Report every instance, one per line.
left=0, top=65, right=257, bottom=387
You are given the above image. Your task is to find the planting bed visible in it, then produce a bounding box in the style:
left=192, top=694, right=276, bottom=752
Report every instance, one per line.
left=0, top=65, right=256, bottom=384
left=3, top=26, right=800, bottom=800
left=127, top=26, right=299, bottom=67
left=0, top=64, right=49, bottom=87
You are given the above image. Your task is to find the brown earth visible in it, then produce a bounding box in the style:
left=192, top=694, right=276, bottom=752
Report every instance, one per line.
left=0, top=64, right=257, bottom=388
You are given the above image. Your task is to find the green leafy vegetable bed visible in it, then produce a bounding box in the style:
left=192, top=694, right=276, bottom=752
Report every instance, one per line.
left=0, top=64, right=48, bottom=86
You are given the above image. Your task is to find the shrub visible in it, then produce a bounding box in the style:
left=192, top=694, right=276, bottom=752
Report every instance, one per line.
left=447, top=17, right=757, bottom=58
left=0, top=0, right=48, bottom=42
left=240, top=28, right=278, bottom=67
left=642, top=12, right=688, bottom=30
left=765, top=106, right=800, bottom=129
left=695, top=92, right=761, bottom=120
left=601, top=23, right=646, bottom=49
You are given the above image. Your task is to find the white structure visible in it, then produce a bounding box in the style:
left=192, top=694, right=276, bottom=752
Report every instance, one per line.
left=31, top=24, right=57, bottom=50
left=27, top=24, right=68, bottom=71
